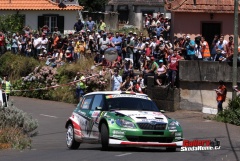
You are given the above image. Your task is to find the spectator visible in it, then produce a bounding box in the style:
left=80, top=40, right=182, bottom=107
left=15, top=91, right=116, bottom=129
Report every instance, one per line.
left=74, top=19, right=84, bottom=33
left=215, top=36, right=226, bottom=61
left=42, top=25, right=50, bottom=34
left=98, top=19, right=106, bottom=32
left=143, top=56, right=158, bottom=86
left=225, top=36, right=234, bottom=62
left=200, top=36, right=211, bottom=61
left=99, top=33, right=110, bottom=55
left=211, top=34, right=219, bottom=61
left=132, top=80, right=143, bottom=93
left=121, top=76, right=133, bottom=91
left=11, top=33, right=18, bottom=54
left=75, top=38, right=85, bottom=60
left=186, top=35, right=196, bottom=60
left=94, top=53, right=103, bottom=66
left=215, top=80, right=227, bottom=113
left=86, top=17, right=95, bottom=32
left=155, top=59, right=167, bottom=86
left=122, top=59, right=133, bottom=82
left=111, top=69, right=122, bottom=91
left=111, top=32, right=122, bottom=57
left=167, top=49, right=182, bottom=88
left=124, top=35, right=134, bottom=59
left=53, top=26, right=61, bottom=35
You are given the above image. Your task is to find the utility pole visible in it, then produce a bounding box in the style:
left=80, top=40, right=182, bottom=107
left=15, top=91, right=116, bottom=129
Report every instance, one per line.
left=232, top=0, right=238, bottom=99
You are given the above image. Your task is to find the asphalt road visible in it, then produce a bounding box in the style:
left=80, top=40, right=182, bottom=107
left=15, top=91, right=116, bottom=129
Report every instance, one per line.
left=0, top=96, right=239, bottom=161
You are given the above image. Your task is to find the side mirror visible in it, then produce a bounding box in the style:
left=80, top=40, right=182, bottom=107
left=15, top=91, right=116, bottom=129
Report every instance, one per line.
left=95, top=106, right=103, bottom=110
left=160, top=110, right=165, bottom=113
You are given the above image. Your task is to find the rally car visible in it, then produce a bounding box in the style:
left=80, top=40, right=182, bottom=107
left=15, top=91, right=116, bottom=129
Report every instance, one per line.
left=65, top=91, right=183, bottom=151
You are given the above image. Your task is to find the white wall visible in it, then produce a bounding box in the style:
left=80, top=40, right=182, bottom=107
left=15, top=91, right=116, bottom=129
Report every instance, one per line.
left=0, top=10, right=79, bottom=34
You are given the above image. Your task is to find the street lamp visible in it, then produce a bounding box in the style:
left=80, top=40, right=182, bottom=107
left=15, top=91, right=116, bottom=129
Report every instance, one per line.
left=232, top=0, right=238, bottom=99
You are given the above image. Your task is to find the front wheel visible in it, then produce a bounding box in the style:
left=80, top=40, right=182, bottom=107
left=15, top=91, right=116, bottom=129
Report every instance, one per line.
left=100, top=123, right=109, bottom=151
left=66, top=124, right=80, bottom=149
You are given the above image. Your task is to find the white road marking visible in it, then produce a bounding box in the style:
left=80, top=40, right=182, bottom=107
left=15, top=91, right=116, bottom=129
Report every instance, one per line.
left=203, top=120, right=212, bottom=122
left=40, top=114, right=58, bottom=118
left=115, top=153, right=132, bottom=157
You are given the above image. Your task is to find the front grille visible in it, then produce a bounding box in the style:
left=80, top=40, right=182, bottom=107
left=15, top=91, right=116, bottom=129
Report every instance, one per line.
left=137, top=123, right=167, bottom=130
left=126, top=136, right=174, bottom=143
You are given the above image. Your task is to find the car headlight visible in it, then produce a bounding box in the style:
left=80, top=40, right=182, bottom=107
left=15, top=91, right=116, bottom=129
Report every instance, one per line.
left=116, top=119, right=136, bottom=128
left=168, top=121, right=180, bottom=130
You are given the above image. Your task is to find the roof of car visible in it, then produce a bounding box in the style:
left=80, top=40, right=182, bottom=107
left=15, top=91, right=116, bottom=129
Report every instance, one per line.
left=84, top=91, right=148, bottom=97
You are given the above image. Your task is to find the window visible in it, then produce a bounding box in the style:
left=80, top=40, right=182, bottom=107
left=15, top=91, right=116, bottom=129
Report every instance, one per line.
left=44, top=16, right=57, bottom=32
left=38, top=15, right=64, bottom=33
left=90, top=95, right=103, bottom=110
left=81, top=96, right=93, bottom=109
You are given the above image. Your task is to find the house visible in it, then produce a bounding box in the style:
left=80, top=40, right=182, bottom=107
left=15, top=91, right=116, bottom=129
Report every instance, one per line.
left=0, top=0, right=83, bottom=34
left=105, top=0, right=170, bottom=30
left=165, top=0, right=240, bottom=45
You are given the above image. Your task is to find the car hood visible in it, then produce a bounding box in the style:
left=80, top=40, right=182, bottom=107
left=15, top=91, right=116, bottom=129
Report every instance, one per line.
left=114, top=110, right=168, bottom=124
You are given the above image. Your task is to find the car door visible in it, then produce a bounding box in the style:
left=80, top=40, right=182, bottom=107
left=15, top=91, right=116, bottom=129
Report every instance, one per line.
left=86, top=94, right=104, bottom=139
left=77, top=95, right=94, bottom=139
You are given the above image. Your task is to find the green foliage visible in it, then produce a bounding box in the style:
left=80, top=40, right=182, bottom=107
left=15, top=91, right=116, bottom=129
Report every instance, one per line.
left=0, top=52, right=39, bottom=81
left=79, top=0, right=108, bottom=12
left=0, top=14, right=25, bottom=34
left=215, top=95, right=240, bottom=126
left=0, top=104, right=38, bottom=149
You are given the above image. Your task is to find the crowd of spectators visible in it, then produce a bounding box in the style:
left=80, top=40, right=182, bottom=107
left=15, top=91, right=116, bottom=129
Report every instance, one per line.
left=0, top=14, right=240, bottom=93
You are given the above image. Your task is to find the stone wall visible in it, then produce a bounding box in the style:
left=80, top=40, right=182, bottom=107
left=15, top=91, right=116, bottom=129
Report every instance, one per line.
left=147, top=61, right=240, bottom=111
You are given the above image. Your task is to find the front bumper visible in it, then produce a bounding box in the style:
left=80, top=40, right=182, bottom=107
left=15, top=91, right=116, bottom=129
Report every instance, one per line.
left=109, top=138, right=183, bottom=147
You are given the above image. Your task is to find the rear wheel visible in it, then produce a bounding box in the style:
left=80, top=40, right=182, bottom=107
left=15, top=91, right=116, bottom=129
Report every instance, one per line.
left=100, top=123, right=109, bottom=151
left=66, top=124, right=80, bottom=149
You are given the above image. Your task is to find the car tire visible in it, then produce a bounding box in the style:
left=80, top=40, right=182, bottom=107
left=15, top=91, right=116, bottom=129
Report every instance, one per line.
left=100, top=123, right=109, bottom=151
left=166, top=147, right=177, bottom=152
left=66, top=124, right=80, bottom=149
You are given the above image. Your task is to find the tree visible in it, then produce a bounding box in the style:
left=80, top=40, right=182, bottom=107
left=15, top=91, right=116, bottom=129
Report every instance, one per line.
left=78, top=0, right=109, bottom=12
left=0, top=14, right=25, bottom=33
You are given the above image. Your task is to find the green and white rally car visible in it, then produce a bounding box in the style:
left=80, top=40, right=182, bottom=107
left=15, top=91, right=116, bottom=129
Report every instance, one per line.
left=65, top=91, right=183, bottom=151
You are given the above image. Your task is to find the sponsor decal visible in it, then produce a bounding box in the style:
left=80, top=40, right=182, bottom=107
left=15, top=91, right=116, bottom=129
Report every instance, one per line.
left=112, top=130, right=125, bottom=135
left=112, top=135, right=124, bottom=138
left=91, top=111, right=100, bottom=117
left=106, top=94, right=148, bottom=99
left=108, top=119, right=115, bottom=124
left=181, top=139, right=221, bottom=152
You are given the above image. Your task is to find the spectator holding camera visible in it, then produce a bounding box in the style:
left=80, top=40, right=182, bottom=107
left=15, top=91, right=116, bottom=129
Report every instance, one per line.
left=215, top=80, right=227, bottom=113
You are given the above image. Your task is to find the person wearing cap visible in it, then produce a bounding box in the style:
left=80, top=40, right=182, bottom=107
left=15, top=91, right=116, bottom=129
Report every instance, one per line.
left=41, top=25, right=50, bottom=34
left=155, top=59, right=167, bottom=86
left=74, top=19, right=84, bottom=32
left=53, top=26, right=61, bottom=35
left=111, top=69, right=122, bottom=91
left=85, top=17, right=95, bottom=32
left=215, top=80, right=227, bottom=113
left=185, top=35, right=196, bottom=60
left=143, top=56, right=158, bottom=86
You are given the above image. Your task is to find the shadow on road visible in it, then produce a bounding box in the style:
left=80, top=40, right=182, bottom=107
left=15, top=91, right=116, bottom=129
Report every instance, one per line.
left=225, top=123, right=240, bottom=161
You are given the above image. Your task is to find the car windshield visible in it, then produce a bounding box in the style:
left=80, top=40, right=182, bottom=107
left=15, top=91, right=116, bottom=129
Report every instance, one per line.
left=105, top=96, right=159, bottom=112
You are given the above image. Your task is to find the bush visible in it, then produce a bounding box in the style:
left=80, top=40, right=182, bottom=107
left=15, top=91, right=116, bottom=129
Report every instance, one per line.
left=0, top=52, right=39, bottom=80
left=0, top=104, right=38, bottom=149
left=215, top=95, right=240, bottom=126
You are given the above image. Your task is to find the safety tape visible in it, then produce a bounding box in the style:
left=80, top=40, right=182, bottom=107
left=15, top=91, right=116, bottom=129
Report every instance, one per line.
left=2, top=74, right=99, bottom=93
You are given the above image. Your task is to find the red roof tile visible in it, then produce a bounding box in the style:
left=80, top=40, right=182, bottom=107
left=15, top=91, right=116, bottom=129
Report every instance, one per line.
left=0, top=0, right=83, bottom=10
left=108, top=0, right=164, bottom=6
left=165, top=0, right=238, bottom=13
